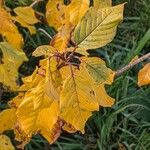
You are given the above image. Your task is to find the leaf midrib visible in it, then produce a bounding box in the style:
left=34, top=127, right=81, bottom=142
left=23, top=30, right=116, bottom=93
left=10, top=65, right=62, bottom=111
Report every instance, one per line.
left=77, top=8, right=113, bottom=46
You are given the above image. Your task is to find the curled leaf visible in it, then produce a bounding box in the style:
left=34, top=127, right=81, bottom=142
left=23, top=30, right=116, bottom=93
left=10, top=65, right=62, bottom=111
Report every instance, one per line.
left=138, top=63, right=150, bottom=86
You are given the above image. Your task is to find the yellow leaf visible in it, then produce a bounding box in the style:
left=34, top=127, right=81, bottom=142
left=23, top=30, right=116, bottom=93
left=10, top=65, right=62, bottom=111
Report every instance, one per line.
left=36, top=101, right=61, bottom=143
left=0, top=7, right=23, bottom=49
left=93, top=0, right=112, bottom=9
left=32, top=45, right=56, bottom=57
left=12, top=16, right=36, bottom=34
left=0, top=109, right=17, bottom=133
left=16, top=82, right=62, bottom=144
left=8, top=93, right=24, bottom=108
left=12, top=6, right=39, bottom=34
left=82, top=57, right=115, bottom=85
left=62, top=123, right=77, bottom=133
left=67, top=47, right=89, bottom=56
left=46, top=0, right=68, bottom=30
left=80, top=65, right=115, bottom=107
left=73, top=4, right=124, bottom=49
left=16, top=80, right=52, bottom=136
left=45, top=58, right=61, bottom=100
left=0, top=42, right=28, bottom=90
left=0, top=135, right=15, bottom=150
left=61, top=107, right=92, bottom=133
left=94, top=84, right=115, bottom=107
left=13, top=6, right=39, bottom=25
left=50, top=23, right=72, bottom=52
left=60, top=67, right=99, bottom=112
left=67, top=0, right=89, bottom=26
left=138, top=63, right=150, bottom=86
left=60, top=66, right=99, bottom=132
left=19, top=67, right=44, bottom=91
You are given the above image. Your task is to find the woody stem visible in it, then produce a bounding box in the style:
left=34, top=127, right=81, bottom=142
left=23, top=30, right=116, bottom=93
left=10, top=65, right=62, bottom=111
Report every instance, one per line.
left=115, top=52, right=150, bottom=77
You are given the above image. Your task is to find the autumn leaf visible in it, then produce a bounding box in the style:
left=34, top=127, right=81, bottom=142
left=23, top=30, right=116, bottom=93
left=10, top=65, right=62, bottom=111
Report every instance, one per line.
left=67, top=0, right=89, bottom=26
left=62, top=122, right=77, bottom=133
left=50, top=23, right=72, bottom=52
left=94, top=84, right=115, bottom=107
left=73, top=4, right=124, bottom=49
left=36, top=101, right=61, bottom=143
left=0, top=0, right=125, bottom=145
left=14, top=6, right=39, bottom=24
left=46, top=0, right=68, bottom=30
left=138, top=63, right=150, bottom=86
left=60, top=66, right=99, bottom=132
left=0, top=109, right=17, bottom=133
left=81, top=57, right=115, bottom=85
left=0, top=135, right=15, bottom=150
left=0, top=7, right=23, bottom=49
left=45, top=58, right=61, bottom=100
left=32, top=45, right=56, bottom=57
left=16, top=81, right=53, bottom=138
left=12, top=6, right=39, bottom=34
left=60, top=66, right=99, bottom=112
left=61, top=106, right=92, bottom=133
left=19, top=67, right=44, bottom=91
left=0, top=42, right=28, bottom=90
left=93, top=0, right=112, bottom=9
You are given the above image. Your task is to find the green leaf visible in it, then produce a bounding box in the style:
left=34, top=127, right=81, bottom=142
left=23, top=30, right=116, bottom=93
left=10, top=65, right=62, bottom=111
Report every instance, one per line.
left=73, top=4, right=124, bottom=49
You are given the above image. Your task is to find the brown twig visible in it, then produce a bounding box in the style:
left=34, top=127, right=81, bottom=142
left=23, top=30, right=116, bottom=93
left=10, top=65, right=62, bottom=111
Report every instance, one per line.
left=115, top=52, right=150, bottom=77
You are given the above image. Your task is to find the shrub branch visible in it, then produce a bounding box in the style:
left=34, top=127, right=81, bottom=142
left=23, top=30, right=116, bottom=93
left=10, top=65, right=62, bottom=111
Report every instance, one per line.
left=115, top=52, right=150, bottom=76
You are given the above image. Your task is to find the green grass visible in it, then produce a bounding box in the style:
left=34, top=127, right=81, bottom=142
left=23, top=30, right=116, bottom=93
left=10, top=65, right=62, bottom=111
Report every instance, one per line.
left=1, top=0, right=150, bottom=149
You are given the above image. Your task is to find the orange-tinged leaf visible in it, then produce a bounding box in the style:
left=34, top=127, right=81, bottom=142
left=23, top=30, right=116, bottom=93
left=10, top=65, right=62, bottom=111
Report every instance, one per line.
left=0, top=42, right=28, bottom=90
left=62, top=123, right=77, bottom=133
left=36, top=101, right=61, bottom=143
left=0, top=109, right=17, bottom=133
left=138, top=63, right=150, bottom=86
left=67, top=0, right=89, bottom=26
left=0, top=7, right=23, bottom=49
left=8, top=93, right=24, bottom=108
left=46, top=0, right=68, bottom=30
left=50, top=23, right=72, bottom=52
left=0, top=135, right=15, bottom=150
